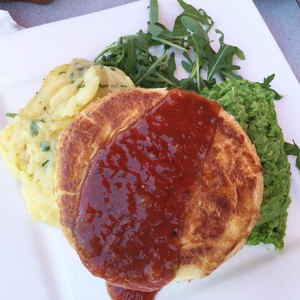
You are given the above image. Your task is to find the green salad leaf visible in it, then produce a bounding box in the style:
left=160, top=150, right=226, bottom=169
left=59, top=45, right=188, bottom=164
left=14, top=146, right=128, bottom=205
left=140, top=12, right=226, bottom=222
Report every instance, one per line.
left=284, top=141, right=300, bottom=171
left=95, top=0, right=244, bottom=91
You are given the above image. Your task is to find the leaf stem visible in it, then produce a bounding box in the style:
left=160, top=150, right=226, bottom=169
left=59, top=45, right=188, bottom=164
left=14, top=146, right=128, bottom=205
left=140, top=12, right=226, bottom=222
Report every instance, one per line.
left=135, top=53, right=167, bottom=85
left=152, top=36, right=188, bottom=52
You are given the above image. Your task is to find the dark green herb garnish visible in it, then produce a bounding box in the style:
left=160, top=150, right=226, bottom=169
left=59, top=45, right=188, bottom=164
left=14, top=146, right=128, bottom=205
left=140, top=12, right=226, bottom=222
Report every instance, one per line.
left=5, top=113, right=17, bottom=118
left=40, top=141, right=50, bottom=152
left=95, top=0, right=244, bottom=92
left=42, top=160, right=49, bottom=167
left=78, top=82, right=86, bottom=89
left=284, top=141, right=300, bottom=171
left=99, top=84, right=109, bottom=88
left=30, top=121, right=39, bottom=137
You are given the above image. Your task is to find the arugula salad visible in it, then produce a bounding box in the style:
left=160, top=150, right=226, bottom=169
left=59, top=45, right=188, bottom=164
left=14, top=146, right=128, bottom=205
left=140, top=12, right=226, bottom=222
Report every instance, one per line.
left=95, top=0, right=299, bottom=251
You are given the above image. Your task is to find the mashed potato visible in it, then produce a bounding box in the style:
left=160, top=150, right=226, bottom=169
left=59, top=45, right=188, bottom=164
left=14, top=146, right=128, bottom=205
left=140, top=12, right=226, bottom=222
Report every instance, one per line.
left=0, top=59, right=134, bottom=226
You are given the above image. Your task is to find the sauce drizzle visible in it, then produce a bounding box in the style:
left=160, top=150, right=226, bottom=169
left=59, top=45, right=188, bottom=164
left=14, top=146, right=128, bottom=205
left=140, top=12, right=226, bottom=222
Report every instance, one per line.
left=76, top=89, right=220, bottom=298
left=107, top=283, right=159, bottom=300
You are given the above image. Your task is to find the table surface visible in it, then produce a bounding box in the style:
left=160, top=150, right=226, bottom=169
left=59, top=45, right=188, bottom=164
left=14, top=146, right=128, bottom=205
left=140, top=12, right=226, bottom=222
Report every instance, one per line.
left=0, top=0, right=299, bottom=82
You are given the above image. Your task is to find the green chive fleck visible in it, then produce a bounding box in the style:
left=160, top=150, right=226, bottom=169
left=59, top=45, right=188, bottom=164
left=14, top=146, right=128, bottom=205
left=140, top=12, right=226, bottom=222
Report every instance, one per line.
left=40, top=141, right=50, bottom=152
left=42, top=160, right=49, bottom=167
left=5, top=112, right=17, bottom=118
left=30, top=121, right=39, bottom=137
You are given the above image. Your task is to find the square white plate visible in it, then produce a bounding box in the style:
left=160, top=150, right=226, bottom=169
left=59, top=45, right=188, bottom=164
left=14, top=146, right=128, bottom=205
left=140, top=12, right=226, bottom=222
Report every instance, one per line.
left=0, top=1, right=299, bottom=299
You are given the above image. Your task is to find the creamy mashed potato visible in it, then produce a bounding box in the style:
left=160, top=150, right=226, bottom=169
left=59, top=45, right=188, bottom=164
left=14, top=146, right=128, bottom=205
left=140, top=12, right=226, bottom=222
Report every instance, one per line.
left=0, top=59, right=134, bottom=226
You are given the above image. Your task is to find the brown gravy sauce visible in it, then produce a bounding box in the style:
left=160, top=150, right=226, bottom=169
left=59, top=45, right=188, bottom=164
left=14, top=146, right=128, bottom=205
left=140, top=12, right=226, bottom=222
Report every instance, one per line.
left=76, top=89, right=220, bottom=299
left=107, top=283, right=159, bottom=300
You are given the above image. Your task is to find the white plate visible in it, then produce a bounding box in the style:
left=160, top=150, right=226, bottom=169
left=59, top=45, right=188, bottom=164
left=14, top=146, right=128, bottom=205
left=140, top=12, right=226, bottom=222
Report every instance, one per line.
left=0, top=0, right=300, bottom=299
